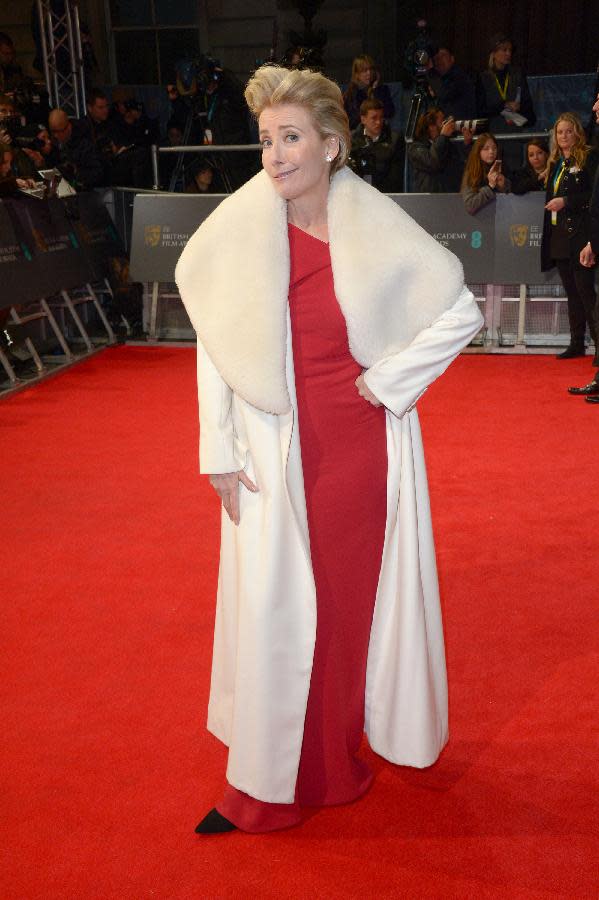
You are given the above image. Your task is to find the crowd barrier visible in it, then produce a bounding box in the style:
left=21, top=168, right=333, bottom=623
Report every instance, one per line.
left=0, top=192, right=124, bottom=390
left=128, top=188, right=579, bottom=348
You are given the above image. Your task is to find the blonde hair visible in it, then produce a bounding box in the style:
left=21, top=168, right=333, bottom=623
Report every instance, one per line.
left=488, top=41, right=512, bottom=70
left=546, top=112, right=589, bottom=178
left=245, top=65, right=350, bottom=175
left=350, top=54, right=376, bottom=85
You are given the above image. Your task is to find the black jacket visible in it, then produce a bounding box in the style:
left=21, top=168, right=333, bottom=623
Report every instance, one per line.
left=349, top=122, right=404, bottom=192
left=407, top=134, right=467, bottom=192
left=590, top=166, right=599, bottom=255
left=477, top=66, right=536, bottom=132
left=541, top=150, right=599, bottom=271
left=53, top=119, right=105, bottom=190
left=426, top=64, right=476, bottom=121
left=511, top=163, right=545, bottom=195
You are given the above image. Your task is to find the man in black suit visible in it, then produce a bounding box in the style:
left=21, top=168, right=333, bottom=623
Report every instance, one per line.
left=569, top=92, right=599, bottom=404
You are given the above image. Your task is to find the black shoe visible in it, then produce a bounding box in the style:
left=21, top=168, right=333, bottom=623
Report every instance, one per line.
left=585, top=395, right=599, bottom=404
left=194, top=808, right=237, bottom=835
left=556, top=346, right=586, bottom=359
left=568, top=382, right=599, bottom=395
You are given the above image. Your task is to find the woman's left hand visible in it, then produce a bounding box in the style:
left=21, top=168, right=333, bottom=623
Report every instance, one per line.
left=355, top=373, right=382, bottom=407
left=545, top=197, right=565, bottom=212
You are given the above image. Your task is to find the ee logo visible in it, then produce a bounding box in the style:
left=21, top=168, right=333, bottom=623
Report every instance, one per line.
left=471, top=231, right=482, bottom=249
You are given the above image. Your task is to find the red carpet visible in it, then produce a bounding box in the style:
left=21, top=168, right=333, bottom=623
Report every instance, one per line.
left=1, top=347, right=597, bottom=899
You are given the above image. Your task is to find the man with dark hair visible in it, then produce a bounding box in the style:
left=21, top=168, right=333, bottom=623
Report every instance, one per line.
left=106, top=90, right=159, bottom=187
left=427, top=45, right=476, bottom=121
left=348, top=98, right=403, bottom=192
left=82, top=88, right=112, bottom=154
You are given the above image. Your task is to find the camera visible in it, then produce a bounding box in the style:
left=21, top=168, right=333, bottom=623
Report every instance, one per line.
left=12, top=123, right=46, bottom=151
left=405, top=19, right=434, bottom=84
left=443, top=117, right=488, bottom=134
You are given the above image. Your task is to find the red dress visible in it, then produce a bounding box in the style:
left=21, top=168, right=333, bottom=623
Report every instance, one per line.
left=217, top=223, right=388, bottom=831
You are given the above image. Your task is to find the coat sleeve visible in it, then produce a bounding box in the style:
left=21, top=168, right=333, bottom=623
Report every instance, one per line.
left=362, top=286, right=483, bottom=418
left=196, top=336, right=246, bottom=474
left=408, top=135, right=451, bottom=174
left=462, top=182, right=495, bottom=214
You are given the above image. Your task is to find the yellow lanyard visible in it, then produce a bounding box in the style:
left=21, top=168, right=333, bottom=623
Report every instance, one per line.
left=494, top=72, right=510, bottom=101
left=551, top=160, right=567, bottom=224
left=552, top=160, right=567, bottom=195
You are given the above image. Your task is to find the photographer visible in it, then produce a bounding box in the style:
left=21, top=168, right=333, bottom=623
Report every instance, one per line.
left=0, top=140, right=36, bottom=194
left=48, top=108, right=104, bottom=191
left=110, top=93, right=160, bottom=151
left=408, top=108, right=473, bottom=192
left=427, top=45, right=476, bottom=121
left=0, top=94, right=46, bottom=180
left=0, top=32, right=49, bottom=124
left=167, top=58, right=256, bottom=191
left=349, top=98, right=403, bottom=192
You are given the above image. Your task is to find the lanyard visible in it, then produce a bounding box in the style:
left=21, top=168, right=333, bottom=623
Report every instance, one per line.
left=551, top=159, right=568, bottom=224
left=552, top=159, right=567, bottom=195
left=493, top=71, right=509, bottom=101
left=207, top=94, right=217, bottom=123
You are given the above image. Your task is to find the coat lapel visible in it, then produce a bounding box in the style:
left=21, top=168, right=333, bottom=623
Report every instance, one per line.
left=176, top=167, right=464, bottom=415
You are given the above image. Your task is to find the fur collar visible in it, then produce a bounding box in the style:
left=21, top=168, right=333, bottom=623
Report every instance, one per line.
left=175, top=167, right=463, bottom=414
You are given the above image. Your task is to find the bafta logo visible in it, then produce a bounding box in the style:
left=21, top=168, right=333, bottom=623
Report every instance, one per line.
left=509, top=224, right=529, bottom=248
left=144, top=225, right=162, bottom=247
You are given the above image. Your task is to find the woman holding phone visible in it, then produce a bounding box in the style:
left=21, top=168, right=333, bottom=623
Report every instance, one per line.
left=461, top=132, right=510, bottom=214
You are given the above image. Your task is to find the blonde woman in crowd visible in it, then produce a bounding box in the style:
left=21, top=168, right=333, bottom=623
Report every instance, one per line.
left=541, top=112, right=598, bottom=361
left=342, top=54, right=395, bottom=130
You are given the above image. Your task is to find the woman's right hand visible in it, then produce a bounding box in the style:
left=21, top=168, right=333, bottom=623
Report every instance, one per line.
left=209, top=470, right=259, bottom=526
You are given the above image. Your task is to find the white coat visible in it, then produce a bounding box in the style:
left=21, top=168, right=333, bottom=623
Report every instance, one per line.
left=175, top=167, right=484, bottom=803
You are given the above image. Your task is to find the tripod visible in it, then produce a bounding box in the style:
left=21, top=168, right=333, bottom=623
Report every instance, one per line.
left=168, top=97, right=234, bottom=194
left=405, top=79, right=431, bottom=142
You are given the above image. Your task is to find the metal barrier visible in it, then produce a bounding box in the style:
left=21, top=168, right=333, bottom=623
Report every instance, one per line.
left=104, top=176, right=593, bottom=352
left=150, top=144, right=261, bottom=191
left=0, top=280, right=122, bottom=396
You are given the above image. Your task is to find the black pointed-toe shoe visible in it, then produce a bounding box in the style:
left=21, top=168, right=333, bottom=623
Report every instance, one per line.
left=556, top=346, right=586, bottom=359
left=568, top=382, right=599, bottom=395
left=585, top=395, right=599, bottom=404
left=195, top=808, right=237, bottom=835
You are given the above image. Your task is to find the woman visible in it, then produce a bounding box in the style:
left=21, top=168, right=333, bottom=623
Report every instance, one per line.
left=477, top=35, right=536, bottom=131
left=541, top=113, right=598, bottom=361
left=511, top=138, right=549, bottom=195
left=477, top=34, right=536, bottom=173
left=343, top=54, right=395, bottom=130
left=408, top=107, right=472, bottom=193
left=461, top=132, right=510, bottom=214
left=175, top=65, right=483, bottom=835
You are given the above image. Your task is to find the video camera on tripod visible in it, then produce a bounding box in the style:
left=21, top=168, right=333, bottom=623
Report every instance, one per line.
left=404, top=19, right=435, bottom=142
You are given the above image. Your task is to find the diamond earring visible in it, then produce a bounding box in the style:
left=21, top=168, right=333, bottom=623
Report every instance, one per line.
left=325, top=153, right=332, bottom=162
